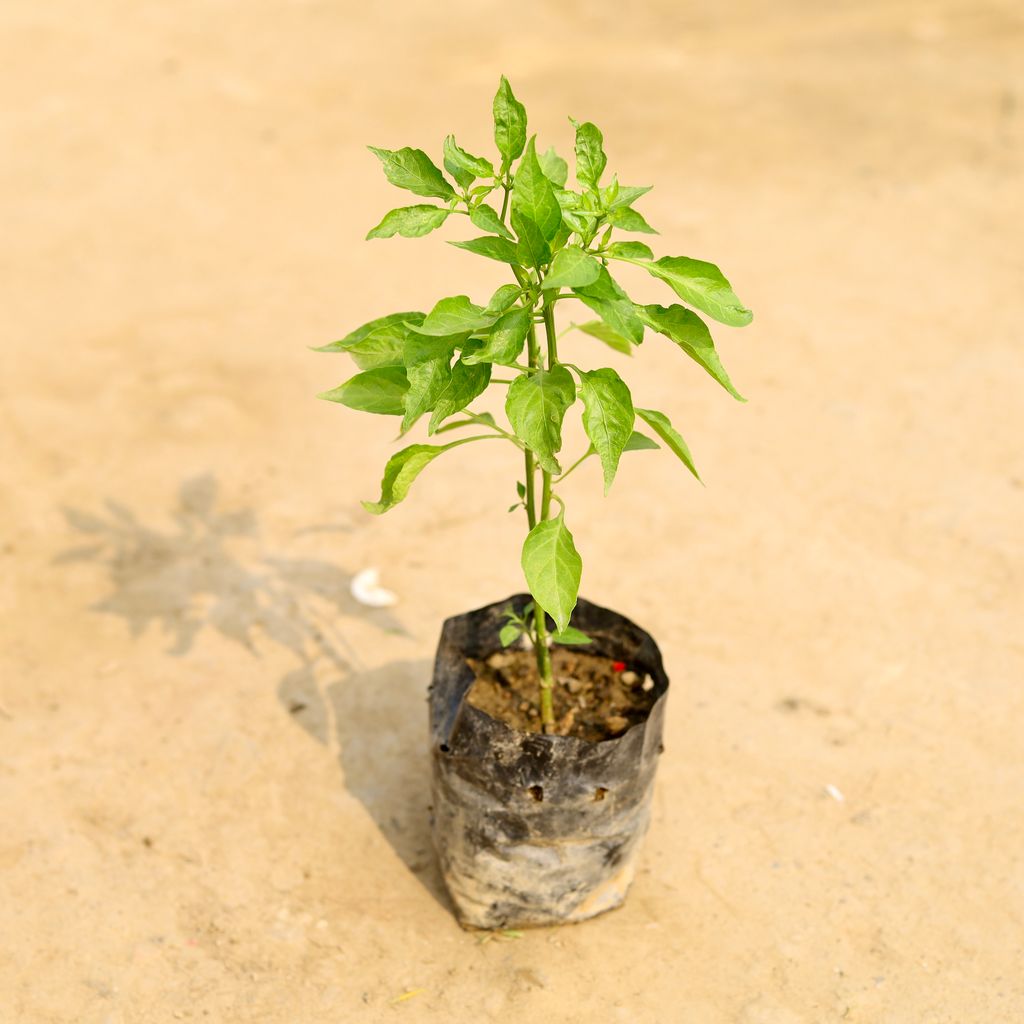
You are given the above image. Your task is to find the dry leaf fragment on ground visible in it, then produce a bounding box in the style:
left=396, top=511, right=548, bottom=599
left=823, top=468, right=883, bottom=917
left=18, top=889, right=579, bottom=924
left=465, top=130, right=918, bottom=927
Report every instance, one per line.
left=389, top=988, right=425, bottom=1005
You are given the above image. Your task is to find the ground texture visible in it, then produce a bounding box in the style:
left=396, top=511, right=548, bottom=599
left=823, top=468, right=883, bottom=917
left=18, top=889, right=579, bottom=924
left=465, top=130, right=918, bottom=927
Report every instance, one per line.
left=2, top=2, right=1023, bottom=1021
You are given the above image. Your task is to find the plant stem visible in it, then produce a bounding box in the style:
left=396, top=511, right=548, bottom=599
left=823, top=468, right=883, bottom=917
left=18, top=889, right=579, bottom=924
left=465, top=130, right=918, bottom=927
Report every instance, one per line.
left=524, top=450, right=536, bottom=530
left=505, top=209, right=558, bottom=731
left=463, top=411, right=522, bottom=446
left=533, top=466, right=555, bottom=730
left=527, top=296, right=563, bottom=733
left=524, top=313, right=554, bottom=730
left=554, top=449, right=593, bottom=484
left=523, top=320, right=539, bottom=532
left=534, top=603, right=555, bottom=728
left=542, top=297, right=558, bottom=366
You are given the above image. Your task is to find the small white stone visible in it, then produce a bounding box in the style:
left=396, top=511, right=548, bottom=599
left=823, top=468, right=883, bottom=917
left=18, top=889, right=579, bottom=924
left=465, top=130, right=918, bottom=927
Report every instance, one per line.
left=350, top=567, right=398, bottom=607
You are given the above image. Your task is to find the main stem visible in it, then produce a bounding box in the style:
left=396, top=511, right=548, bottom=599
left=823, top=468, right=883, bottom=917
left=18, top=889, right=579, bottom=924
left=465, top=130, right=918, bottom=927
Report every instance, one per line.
left=503, top=177, right=560, bottom=732
left=525, top=296, right=561, bottom=733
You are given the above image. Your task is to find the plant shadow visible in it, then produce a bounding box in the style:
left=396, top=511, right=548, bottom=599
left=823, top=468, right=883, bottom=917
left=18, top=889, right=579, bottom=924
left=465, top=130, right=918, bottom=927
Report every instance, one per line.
left=56, top=474, right=449, bottom=910
left=279, top=658, right=452, bottom=912
left=56, top=474, right=404, bottom=665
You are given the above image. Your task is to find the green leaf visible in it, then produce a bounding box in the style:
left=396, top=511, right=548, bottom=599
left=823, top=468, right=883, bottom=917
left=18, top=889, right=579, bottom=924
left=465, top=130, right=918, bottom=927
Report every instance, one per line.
left=581, top=298, right=643, bottom=347
left=538, top=146, right=568, bottom=187
left=500, top=621, right=524, bottom=647
left=449, top=236, right=521, bottom=265
left=554, top=188, right=596, bottom=235
left=485, top=283, right=523, bottom=314
left=363, top=438, right=480, bottom=514
left=402, top=331, right=461, bottom=366
left=493, top=76, right=527, bottom=168
left=428, top=358, right=492, bottom=433
left=635, top=407, right=700, bottom=481
left=368, top=146, right=456, bottom=201
left=433, top=410, right=497, bottom=435
left=557, top=187, right=602, bottom=236
left=551, top=626, right=592, bottom=645
left=402, top=360, right=453, bottom=432
left=635, top=256, right=753, bottom=327
left=315, top=311, right=424, bottom=353
left=521, top=513, right=583, bottom=633
left=636, top=304, right=744, bottom=400
left=511, top=137, right=562, bottom=267
left=607, top=241, right=653, bottom=261
left=366, top=205, right=451, bottom=240
left=462, top=307, right=531, bottom=366
left=608, top=184, right=653, bottom=209
left=541, top=246, right=602, bottom=290
left=317, top=366, right=409, bottom=415
left=573, top=320, right=635, bottom=356
left=443, top=135, right=494, bottom=187
left=573, top=263, right=635, bottom=302
left=551, top=218, right=573, bottom=253
left=513, top=218, right=551, bottom=270
left=346, top=333, right=405, bottom=370
left=406, top=295, right=497, bottom=336
left=607, top=206, right=657, bottom=234
left=505, top=365, right=576, bottom=474
left=624, top=430, right=659, bottom=451
left=469, top=203, right=515, bottom=240
left=572, top=266, right=644, bottom=344
left=572, top=119, right=607, bottom=190
left=401, top=337, right=458, bottom=433
left=579, top=368, right=635, bottom=493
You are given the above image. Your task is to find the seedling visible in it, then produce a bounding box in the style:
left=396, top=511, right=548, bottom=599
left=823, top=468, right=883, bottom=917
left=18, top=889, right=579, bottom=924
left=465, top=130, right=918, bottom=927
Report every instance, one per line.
left=318, top=77, right=751, bottom=733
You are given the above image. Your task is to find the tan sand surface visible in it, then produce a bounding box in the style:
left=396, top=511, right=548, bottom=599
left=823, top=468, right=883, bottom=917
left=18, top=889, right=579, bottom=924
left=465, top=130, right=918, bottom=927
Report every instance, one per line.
left=2, top=1, right=1022, bottom=1020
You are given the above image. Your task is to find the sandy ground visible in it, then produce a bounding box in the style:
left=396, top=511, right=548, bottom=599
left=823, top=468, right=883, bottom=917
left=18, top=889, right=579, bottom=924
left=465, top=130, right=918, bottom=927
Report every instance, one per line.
left=2, top=1, right=1023, bottom=1021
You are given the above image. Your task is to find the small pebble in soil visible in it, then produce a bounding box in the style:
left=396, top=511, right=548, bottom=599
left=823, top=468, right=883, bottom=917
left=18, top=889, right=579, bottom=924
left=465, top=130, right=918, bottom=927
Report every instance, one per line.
left=466, top=648, right=658, bottom=742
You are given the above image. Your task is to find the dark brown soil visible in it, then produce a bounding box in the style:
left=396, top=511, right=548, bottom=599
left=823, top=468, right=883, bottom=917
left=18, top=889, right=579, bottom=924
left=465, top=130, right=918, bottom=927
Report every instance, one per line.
left=465, top=647, right=658, bottom=742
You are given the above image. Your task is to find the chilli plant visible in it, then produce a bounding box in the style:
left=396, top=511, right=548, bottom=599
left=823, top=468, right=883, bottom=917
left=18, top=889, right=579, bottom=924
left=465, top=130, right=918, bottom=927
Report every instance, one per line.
left=317, top=77, right=751, bottom=733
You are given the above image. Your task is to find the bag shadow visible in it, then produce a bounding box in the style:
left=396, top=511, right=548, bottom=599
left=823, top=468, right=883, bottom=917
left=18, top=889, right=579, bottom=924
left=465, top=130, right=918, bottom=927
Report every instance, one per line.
left=279, top=658, right=452, bottom=914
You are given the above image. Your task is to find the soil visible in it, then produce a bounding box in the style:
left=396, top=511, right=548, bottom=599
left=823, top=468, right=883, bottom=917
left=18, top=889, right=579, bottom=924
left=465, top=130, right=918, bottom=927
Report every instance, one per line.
left=466, top=648, right=658, bottom=741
